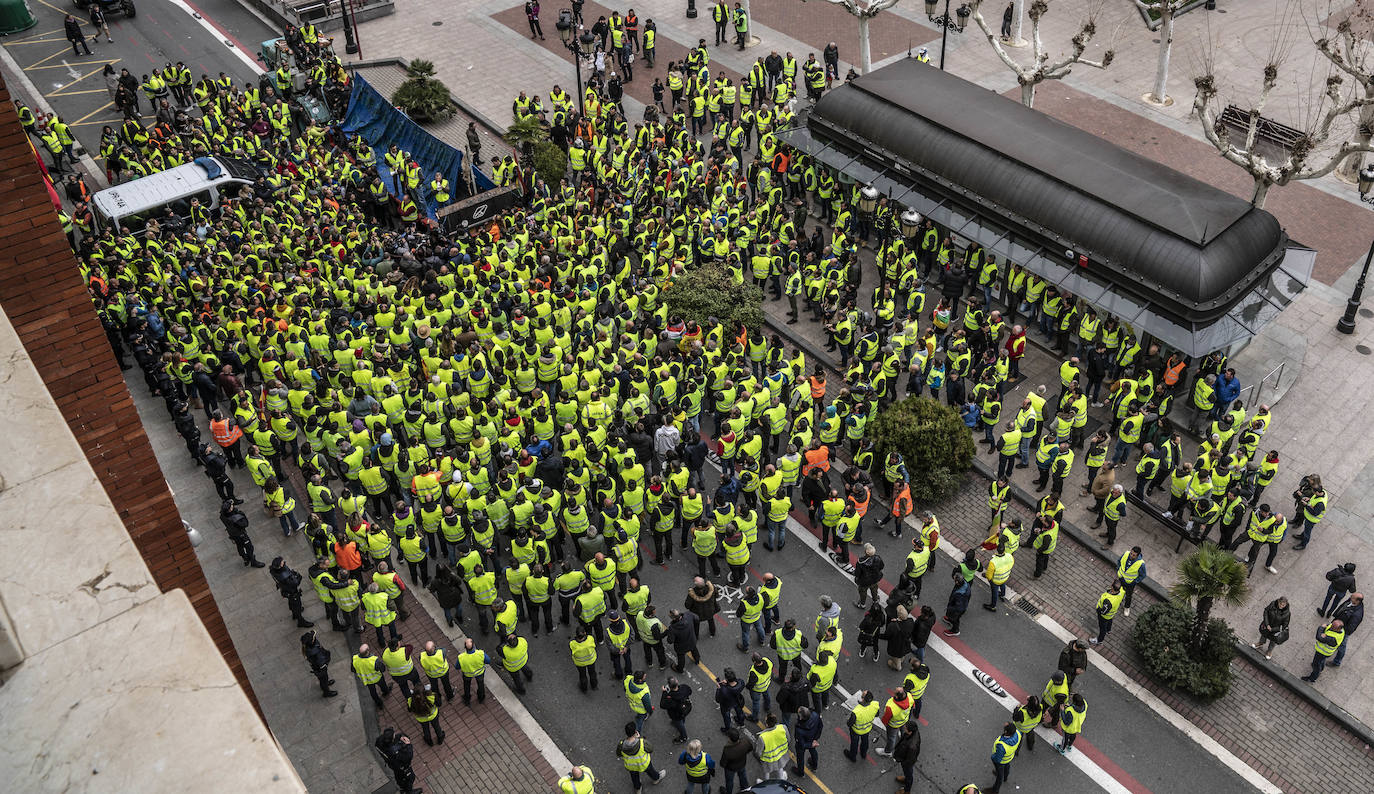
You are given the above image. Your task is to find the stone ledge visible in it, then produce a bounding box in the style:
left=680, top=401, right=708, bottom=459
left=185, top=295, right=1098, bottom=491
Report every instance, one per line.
left=0, top=590, right=303, bottom=793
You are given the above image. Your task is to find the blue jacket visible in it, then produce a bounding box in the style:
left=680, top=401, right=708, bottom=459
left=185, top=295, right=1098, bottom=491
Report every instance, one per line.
left=1335, top=601, right=1364, bottom=636
left=1216, top=373, right=1241, bottom=405
left=795, top=711, right=824, bottom=743
left=991, top=731, right=1021, bottom=764
left=677, top=751, right=715, bottom=778
left=948, top=580, right=971, bottom=614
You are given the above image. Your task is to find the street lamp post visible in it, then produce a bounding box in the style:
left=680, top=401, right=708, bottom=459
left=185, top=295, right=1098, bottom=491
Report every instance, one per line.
left=899, top=208, right=922, bottom=240
left=339, top=0, right=359, bottom=55
left=1336, top=239, right=1374, bottom=335
left=1337, top=168, right=1374, bottom=334
left=925, top=0, right=970, bottom=71
left=1358, top=164, right=1374, bottom=206
left=555, top=9, right=597, bottom=114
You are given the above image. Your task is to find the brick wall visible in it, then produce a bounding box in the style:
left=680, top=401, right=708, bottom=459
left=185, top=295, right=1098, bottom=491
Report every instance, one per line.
left=0, top=74, right=260, bottom=717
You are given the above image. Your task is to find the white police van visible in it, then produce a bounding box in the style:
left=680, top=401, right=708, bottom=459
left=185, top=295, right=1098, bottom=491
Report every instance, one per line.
left=91, top=156, right=259, bottom=234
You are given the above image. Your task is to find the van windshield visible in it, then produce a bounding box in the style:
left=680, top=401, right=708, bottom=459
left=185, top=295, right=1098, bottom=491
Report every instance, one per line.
left=104, top=188, right=214, bottom=235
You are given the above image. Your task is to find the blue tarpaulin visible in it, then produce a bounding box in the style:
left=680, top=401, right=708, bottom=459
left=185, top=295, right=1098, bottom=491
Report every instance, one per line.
left=341, top=75, right=496, bottom=218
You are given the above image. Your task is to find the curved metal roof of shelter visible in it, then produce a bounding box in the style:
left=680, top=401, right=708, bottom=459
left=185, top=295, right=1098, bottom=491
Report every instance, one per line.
left=786, top=58, right=1312, bottom=354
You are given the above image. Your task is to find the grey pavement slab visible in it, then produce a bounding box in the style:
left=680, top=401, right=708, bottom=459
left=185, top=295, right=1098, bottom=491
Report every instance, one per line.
left=124, top=374, right=390, bottom=794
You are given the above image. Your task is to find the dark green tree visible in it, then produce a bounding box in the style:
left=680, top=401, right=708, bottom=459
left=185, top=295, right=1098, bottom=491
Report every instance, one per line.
left=1132, top=543, right=1248, bottom=700
left=868, top=396, right=975, bottom=502
left=530, top=141, right=567, bottom=187
left=663, top=260, right=764, bottom=332
left=390, top=60, right=456, bottom=123
left=1171, top=543, right=1250, bottom=655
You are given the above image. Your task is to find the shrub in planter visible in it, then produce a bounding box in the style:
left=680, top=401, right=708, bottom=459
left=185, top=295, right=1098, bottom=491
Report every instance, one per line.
left=868, top=396, right=975, bottom=503
left=531, top=140, right=567, bottom=188
left=1133, top=544, right=1249, bottom=700
left=1133, top=601, right=1238, bottom=700
left=663, top=259, right=764, bottom=332
left=391, top=60, right=456, bottom=123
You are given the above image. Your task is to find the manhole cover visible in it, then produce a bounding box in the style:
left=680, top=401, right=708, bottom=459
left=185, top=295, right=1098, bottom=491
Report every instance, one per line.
left=1357, top=344, right=1371, bottom=355
left=432, top=20, right=443, bottom=25
left=1015, top=598, right=1041, bottom=617
left=1361, top=308, right=1373, bottom=318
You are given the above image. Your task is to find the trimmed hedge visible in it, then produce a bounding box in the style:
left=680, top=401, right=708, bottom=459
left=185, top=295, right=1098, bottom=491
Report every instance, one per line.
left=663, top=259, right=764, bottom=332
left=1133, top=601, right=1238, bottom=700
left=869, top=396, right=975, bottom=503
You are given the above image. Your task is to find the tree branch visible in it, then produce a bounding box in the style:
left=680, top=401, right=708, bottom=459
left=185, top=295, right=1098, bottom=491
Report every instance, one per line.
left=818, top=0, right=900, bottom=17
left=969, top=0, right=1033, bottom=78
left=1293, top=139, right=1374, bottom=181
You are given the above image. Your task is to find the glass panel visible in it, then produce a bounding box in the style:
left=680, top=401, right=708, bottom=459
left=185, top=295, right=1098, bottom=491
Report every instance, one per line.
left=945, top=204, right=977, bottom=242
left=846, top=160, right=883, bottom=186
left=870, top=173, right=908, bottom=201
left=966, top=216, right=1009, bottom=251
left=1028, top=251, right=1072, bottom=286
left=1197, top=309, right=1258, bottom=356
left=1132, top=308, right=1199, bottom=356
left=1007, top=236, right=1040, bottom=268
left=1092, top=288, right=1148, bottom=325
left=1271, top=245, right=1316, bottom=303
left=1056, top=273, right=1107, bottom=305
left=924, top=199, right=953, bottom=229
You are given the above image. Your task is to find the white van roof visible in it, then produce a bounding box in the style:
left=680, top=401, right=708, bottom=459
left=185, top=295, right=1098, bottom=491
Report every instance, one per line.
left=91, top=156, right=258, bottom=221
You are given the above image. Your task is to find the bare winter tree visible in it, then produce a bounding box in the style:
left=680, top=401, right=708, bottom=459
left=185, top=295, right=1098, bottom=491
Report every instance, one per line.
left=1313, top=1, right=1374, bottom=182
left=1192, top=3, right=1374, bottom=207
left=1133, top=0, right=1188, bottom=105
left=968, top=0, right=1115, bottom=108
left=804, top=0, right=902, bottom=74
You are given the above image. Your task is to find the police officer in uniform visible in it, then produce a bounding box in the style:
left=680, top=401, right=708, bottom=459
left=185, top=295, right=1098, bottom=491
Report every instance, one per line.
left=374, top=729, right=421, bottom=794
left=270, top=557, right=315, bottom=627
left=301, top=630, right=338, bottom=697
left=219, top=499, right=264, bottom=568
left=201, top=443, right=241, bottom=503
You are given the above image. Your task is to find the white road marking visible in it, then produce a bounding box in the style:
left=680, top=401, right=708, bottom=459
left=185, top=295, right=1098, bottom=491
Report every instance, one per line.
left=925, top=638, right=1134, bottom=794
left=1033, top=613, right=1281, bottom=794
left=817, top=459, right=1280, bottom=792
left=163, top=0, right=265, bottom=75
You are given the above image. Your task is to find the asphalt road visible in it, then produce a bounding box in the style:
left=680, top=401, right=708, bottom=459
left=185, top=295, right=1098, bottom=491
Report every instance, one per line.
left=44, top=0, right=1271, bottom=789
left=2, top=0, right=274, bottom=168
left=466, top=459, right=1258, bottom=794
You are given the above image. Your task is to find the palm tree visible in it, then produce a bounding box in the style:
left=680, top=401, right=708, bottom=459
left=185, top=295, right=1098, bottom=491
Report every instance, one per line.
left=390, top=60, right=456, bottom=123
left=502, top=116, right=546, bottom=166
left=1169, top=543, right=1250, bottom=656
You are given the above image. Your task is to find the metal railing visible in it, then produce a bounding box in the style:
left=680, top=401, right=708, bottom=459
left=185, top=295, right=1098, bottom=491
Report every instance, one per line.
left=1236, top=360, right=1286, bottom=409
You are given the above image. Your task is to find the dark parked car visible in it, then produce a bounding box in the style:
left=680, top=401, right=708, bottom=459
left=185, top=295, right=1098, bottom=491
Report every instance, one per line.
left=74, top=0, right=136, bottom=19
left=743, top=781, right=808, bottom=794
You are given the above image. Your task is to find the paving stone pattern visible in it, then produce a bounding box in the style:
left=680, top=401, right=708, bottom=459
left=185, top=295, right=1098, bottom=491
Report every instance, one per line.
left=933, top=472, right=1374, bottom=794
left=755, top=245, right=1374, bottom=794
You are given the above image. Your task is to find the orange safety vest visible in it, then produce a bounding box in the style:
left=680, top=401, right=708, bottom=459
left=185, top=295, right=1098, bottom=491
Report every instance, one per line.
left=891, top=483, right=913, bottom=518
left=849, top=489, right=870, bottom=518
left=809, top=376, right=826, bottom=400
left=335, top=541, right=362, bottom=571
left=1162, top=359, right=1186, bottom=387
left=211, top=418, right=243, bottom=446
left=802, top=446, right=831, bottom=476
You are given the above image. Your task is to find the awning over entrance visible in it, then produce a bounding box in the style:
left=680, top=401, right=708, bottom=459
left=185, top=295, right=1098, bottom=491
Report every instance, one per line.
left=776, top=59, right=1314, bottom=356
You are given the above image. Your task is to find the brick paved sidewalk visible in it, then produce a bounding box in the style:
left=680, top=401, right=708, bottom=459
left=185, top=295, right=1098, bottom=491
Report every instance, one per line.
left=274, top=455, right=561, bottom=794
left=938, top=471, right=1374, bottom=794
left=763, top=290, right=1374, bottom=794
left=364, top=600, right=560, bottom=793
